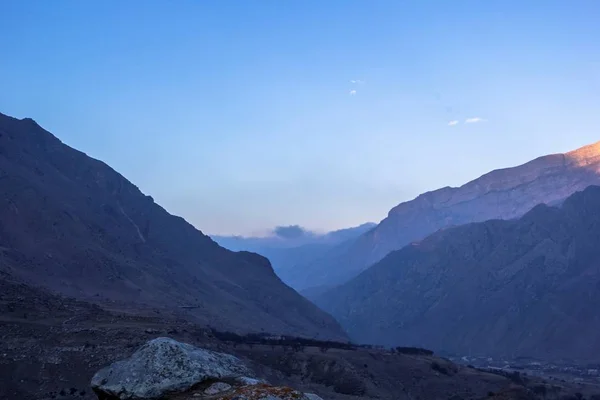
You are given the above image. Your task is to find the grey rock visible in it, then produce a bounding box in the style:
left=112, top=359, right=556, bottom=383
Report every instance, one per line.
left=235, top=376, right=265, bottom=386
left=204, top=382, right=232, bottom=395
left=91, top=337, right=250, bottom=399
left=304, top=394, right=324, bottom=400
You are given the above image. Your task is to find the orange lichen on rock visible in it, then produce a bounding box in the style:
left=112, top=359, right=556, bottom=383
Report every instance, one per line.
left=217, top=384, right=306, bottom=400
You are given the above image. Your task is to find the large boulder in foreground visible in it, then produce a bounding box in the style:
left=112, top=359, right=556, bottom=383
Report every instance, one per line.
left=91, top=337, right=251, bottom=399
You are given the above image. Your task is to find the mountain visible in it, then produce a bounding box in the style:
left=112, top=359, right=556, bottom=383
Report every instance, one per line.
left=317, top=186, right=600, bottom=360
left=212, top=223, right=375, bottom=288
left=0, top=112, right=346, bottom=340
left=297, top=141, right=600, bottom=292
left=212, top=223, right=375, bottom=252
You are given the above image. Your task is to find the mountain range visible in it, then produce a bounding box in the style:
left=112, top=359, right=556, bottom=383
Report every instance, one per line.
left=212, top=223, right=375, bottom=288
left=0, top=112, right=346, bottom=340
left=4, top=109, right=600, bottom=362
left=317, top=185, right=600, bottom=360
left=296, top=141, right=600, bottom=294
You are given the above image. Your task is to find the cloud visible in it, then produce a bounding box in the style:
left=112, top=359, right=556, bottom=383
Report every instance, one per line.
left=447, top=120, right=459, bottom=126
left=349, top=89, right=357, bottom=95
left=350, top=79, right=365, bottom=84
left=465, top=117, right=486, bottom=124
left=273, top=225, right=313, bottom=239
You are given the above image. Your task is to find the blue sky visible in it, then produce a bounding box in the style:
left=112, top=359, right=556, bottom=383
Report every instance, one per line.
left=1, top=1, right=599, bottom=235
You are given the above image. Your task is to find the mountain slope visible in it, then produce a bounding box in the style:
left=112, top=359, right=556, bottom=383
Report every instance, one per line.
left=318, top=186, right=600, bottom=359
left=298, top=142, right=600, bottom=292
left=0, top=112, right=346, bottom=340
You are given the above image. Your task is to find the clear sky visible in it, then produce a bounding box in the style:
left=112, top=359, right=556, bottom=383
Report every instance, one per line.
left=1, top=1, right=599, bottom=235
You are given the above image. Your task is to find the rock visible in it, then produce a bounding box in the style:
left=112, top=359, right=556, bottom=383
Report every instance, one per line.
left=304, top=394, right=323, bottom=400
left=91, top=337, right=251, bottom=399
left=205, top=382, right=232, bottom=395
left=219, top=384, right=313, bottom=400
left=235, top=377, right=265, bottom=386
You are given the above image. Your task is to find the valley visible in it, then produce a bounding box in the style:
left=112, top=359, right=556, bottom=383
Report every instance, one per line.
left=3, top=112, right=600, bottom=399
left=3, top=2, right=599, bottom=399
left=220, top=140, right=600, bottom=295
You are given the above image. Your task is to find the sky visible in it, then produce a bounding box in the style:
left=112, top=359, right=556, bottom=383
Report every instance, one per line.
left=1, top=1, right=599, bottom=236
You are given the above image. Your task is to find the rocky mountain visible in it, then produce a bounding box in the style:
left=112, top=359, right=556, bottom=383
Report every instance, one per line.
left=212, top=223, right=375, bottom=288
left=297, top=141, right=600, bottom=293
left=317, top=186, right=600, bottom=360
left=0, top=112, right=346, bottom=340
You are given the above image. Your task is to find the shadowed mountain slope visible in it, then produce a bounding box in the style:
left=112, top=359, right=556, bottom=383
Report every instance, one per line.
left=0, top=112, right=346, bottom=340
left=318, top=186, right=600, bottom=359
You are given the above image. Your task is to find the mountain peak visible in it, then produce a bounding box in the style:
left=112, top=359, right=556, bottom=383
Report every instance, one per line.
left=389, top=140, right=600, bottom=217
left=565, top=140, right=600, bottom=167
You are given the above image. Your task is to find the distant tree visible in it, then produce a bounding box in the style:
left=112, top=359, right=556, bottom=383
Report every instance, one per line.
left=292, top=343, right=304, bottom=352
left=532, top=385, right=547, bottom=398
left=395, top=346, right=434, bottom=356
left=509, top=371, right=524, bottom=385
left=431, top=361, right=449, bottom=375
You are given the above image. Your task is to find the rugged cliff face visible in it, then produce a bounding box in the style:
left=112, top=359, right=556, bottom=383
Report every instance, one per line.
left=0, top=112, right=346, bottom=340
left=297, top=142, right=600, bottom=293
left=318, top=186, right=600, bottom=360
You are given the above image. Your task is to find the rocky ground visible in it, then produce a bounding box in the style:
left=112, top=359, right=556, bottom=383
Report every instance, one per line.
left=2, top=277, right=600, bottom=400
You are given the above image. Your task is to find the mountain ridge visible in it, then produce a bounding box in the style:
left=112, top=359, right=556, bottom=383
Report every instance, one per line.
left=389, top=140, right=600, bottom=216
left=295, top=140, right=600, bottom=293
left=316, top=185, right=600, bottom=359
left=0, top=112, right=347, bottom=340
